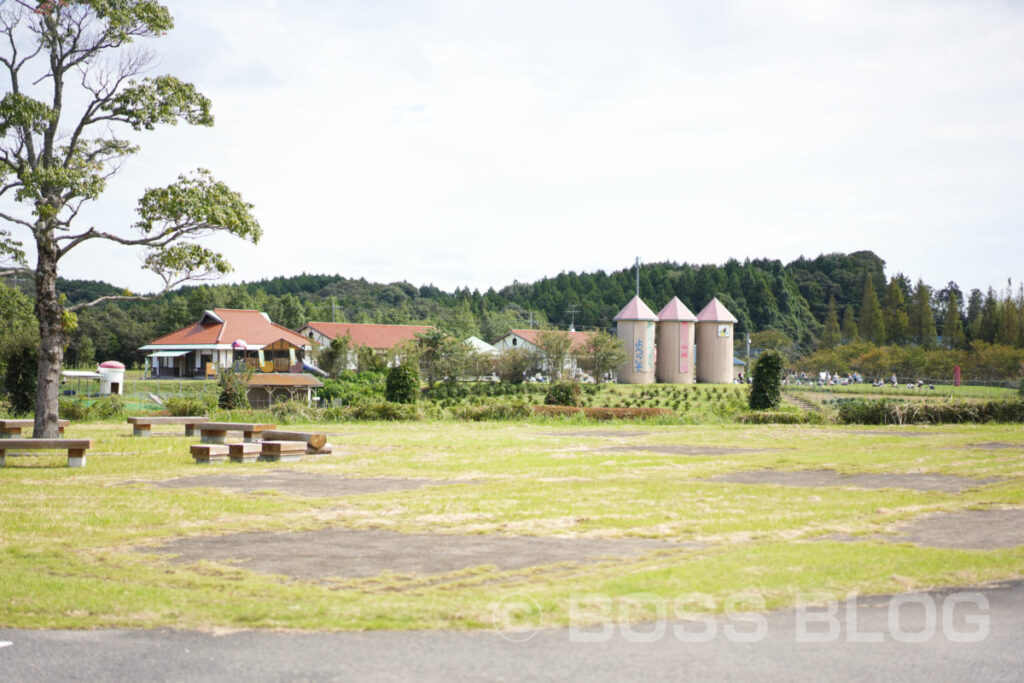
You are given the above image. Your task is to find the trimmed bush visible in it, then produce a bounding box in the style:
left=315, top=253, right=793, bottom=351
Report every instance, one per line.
left=385, top=365, right=420, bottom=404
left=736, top=410, right=826, bottom=425
left=749, top=350, right=785, bottom=410
left=544, top=380, right=582, bottom=407
left=838, top=398, right=1024, bottom=425
left=532, top=405, right=673, bottom=420
left=455, top=402, right=532, bottom=421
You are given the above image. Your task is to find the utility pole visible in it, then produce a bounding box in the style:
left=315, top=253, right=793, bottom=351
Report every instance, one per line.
left=565, top=305, right=581, bottom=332
left=635, top=257, right=640, bottom=297
left=331, top=296, right=337, bottom=323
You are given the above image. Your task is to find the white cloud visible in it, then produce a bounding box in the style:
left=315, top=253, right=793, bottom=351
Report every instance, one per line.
left=15, top=0, right=1023, bottom=296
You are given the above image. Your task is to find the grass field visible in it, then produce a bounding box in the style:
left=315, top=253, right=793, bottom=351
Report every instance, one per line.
left=1, top=420, right=1022, bottom=632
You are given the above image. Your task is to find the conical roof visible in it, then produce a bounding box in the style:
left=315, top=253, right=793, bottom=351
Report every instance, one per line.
left=697, top=297, right=738, bottom=323
left=613, top=296, right=658, bottom=322
left=657, top=297, right=697, bottom=322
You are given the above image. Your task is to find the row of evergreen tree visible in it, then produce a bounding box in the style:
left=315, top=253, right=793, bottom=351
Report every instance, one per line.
left=3, top=250, right=1020, bottom=374
left=819, top=274, right=1024, bottom=351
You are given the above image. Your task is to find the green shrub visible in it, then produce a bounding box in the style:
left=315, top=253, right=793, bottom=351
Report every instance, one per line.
left=58, top=397, right=89, bottom=421
left=385, top=365, right=420, bottom=404
left=269, top=400, right=320, bottom=423
left=2, top=330, right=39, bottom=415
left=737, top=410, right=825, bottom=425
left=838, top=398, right=1024, bottom=425
left=164, top=396, right=212, bottom=417
left=749, top=350, right=785, bottom=410
left=455, top=402, right=532, bottom=421
left=348, top=401, right=422, bottom=421
left=88, top=394, right=125, bottom=419
left=217, top=366, right=252, bottom=410
left=544, top=380, right=582, bottom=407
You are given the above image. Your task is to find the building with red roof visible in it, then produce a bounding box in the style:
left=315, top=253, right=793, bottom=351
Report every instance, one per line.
left=298, top=322, right=433, bottom=351
left=298, top=321, right=436, bottom=371
left=139, top=309, right=313, bottom=379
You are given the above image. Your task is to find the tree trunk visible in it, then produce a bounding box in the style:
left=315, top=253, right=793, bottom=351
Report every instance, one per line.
left=33, top=234, right=64, bottom=439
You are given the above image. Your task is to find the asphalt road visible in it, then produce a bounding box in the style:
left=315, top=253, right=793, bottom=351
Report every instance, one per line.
left=2, top=581, right=1021, bottom=682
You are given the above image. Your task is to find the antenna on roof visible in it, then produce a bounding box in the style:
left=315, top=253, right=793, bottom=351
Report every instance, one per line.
left=635, top=257, right=641, bottom=297
left=565, top=304, right=580, bottom=332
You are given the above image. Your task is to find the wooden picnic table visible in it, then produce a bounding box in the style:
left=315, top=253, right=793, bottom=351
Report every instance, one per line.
left=198, top=422, right=276, bottom=444
left=127, top=416, right=209, bottom=437
left=0, top=419, right=69, bottom=438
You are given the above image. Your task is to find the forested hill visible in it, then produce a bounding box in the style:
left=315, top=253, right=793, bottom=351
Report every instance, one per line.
left=26, top=250, right=911, bottom=368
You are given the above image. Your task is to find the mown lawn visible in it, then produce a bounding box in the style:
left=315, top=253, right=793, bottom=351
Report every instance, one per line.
left=1, top=420, right=1022, bottom=631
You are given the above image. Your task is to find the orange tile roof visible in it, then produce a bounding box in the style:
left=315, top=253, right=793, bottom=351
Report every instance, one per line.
left=246, top=373, right=323, bottom=388
left=148, top=309, right=310, bottom=348
left=304, top=322, right=433, bottom=349
left=505, top=329, right=597, bottom=351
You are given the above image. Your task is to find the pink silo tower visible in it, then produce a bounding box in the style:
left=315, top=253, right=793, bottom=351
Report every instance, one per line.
left=656, top=297, right=697, bottom=384
left=695, top=297, right=738, bottom=384
left=614, top=296, right=658, bottom=384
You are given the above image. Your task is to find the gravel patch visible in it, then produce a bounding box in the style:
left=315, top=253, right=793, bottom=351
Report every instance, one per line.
left=893, top=509, right=1024, bottom=549
left=152, top=470, right=475, bottom=498
left=599, top=445, right=775, bottom=456
left=540, top=431, right=652, bottom=438
left=149, top=528, right=681, bottom=579
left=709, top=469, right=1001, bottom=492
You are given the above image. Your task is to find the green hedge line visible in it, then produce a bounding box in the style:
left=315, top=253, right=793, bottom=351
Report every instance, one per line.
left=838, top=399, right=1024, bottom=425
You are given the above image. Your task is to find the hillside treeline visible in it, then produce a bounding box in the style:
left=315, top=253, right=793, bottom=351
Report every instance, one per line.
left=1, top=250, right=1022, bottom=381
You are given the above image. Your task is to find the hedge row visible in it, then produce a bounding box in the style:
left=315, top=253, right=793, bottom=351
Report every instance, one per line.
left=532, top=405, right=674, bottom=420
left=837, top=399, right=1024, bottom=425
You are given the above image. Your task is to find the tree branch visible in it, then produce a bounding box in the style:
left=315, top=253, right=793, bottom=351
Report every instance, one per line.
left=0, top=210, right=35, bottom=229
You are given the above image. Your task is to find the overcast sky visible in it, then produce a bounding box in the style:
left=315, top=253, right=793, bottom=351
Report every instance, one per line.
left=27, top=0, right=1024, bottom=296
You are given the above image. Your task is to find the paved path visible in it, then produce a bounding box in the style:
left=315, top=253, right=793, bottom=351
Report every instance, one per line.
left=2, top=581, right=1021, bottom=682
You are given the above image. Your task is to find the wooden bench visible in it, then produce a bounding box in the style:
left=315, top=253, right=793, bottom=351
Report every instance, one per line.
left=0, top=438, right=93, bottom=468
left=128, top=416, right=209, bottom=437
left=259, top=440, right=306, bottom=463
left=0, top=419, right=69, bottom=438
left=190, top=444, right=228, bottom=464
left=198, top=422, right=276, bottom=444
left=228, top=443, right=261, bottom=463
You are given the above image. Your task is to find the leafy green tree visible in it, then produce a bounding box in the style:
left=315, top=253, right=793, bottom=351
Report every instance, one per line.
left=316, top=333, right=352, bottom=377
left=496, top=347, right=535, bottom=384
left=535, top=330, right=574, bottom=380
left=841, top=305, right=859, bottom=343
left=942, top=292, right=966, bottom=350
left=819, top=296, right=841, bottom=350
left=579, top=331, right=627, bottom=383
left=414, top=329, right=449, bottom=388
left=857, top=274, right=886, bottom=344
left=908, top=280, right=937, bottom=348
left=275, top=294, right=306, bottom=330
left=355, top=344, right=389, bottom=373
left=748, top=349, right=785, bottom=410
left=385, top=364, right=420, bottom=404
left=0, top=2, right=261, bottom=435
left=882, top=277, right=910, bottom=344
